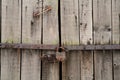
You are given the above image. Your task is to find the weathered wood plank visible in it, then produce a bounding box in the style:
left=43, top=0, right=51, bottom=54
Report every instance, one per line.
left=61, top=0, right=80, bottom=80
left=1, top=49, right=21, bottom=80
left=112, top=0, right=120, bottom=80
left=94, top=51, right=112, bottom=80
left=112, top=0, right=120, bottom=44
left=79, top=0, right=92, bottom=45
left=21, top=50, right=41, bottom=80
left=61, top=0, right=79, bottom=45
left=62, top=51, right=80, bottom=80
left=0, top=0, right=1, bottom=79
left=1, top=0, right=21, bottom=80
left=81, top=51, right=93, bottom=80
left=42, top=0, right=59, bottom=80
left=79, top=0, right=93, bottom=80
left=21, top=0, right=42, bottom=80
left=93, top=0, right=112, bottom=80
left=113, top=51, right=120, bottom=80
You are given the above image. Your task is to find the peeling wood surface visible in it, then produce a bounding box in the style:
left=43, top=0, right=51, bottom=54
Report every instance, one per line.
left=93, top=0, right=113, bottom=80
left=42, top=0, right=59, bottom=80
left=21, top=0, right=42, bottom=80
left=112, top=0, right=120, bottom=80
left=1, top=0, right=21, bottom=80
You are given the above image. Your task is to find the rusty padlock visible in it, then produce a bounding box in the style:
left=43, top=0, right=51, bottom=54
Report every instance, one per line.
left=56, top=47, right=67, bottom=62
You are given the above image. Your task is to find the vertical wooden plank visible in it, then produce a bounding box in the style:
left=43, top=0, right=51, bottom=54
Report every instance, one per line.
left=1, top=0, right=21, bottom=80
left=79, top=0, right=93, bottom=80
left=93, top=0, right=112, bottom=80
left=0, top=0, right=2, bottom=79
left=61, top=0, right=80, bottom=80
left=62, top=51, right=81, bottom=80
left=112, top=0, right=120, bottom=44
left=61, top=0, right=79, bottom=45
left=79, top=0, right=92, bottom=45
left=22, top=0, right=42, bottom=80
left=42, top=0, right=59, bottom=80
left=113, top=50, right=120, bottom=80
left=112, top=0, right=120, bottom=80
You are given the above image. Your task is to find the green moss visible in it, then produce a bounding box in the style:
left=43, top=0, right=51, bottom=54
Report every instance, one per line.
left=23, top=38, right=30, bottom=43
left=3, top=38, right=19, bottom=43
left=51, top=40, right=59, bottom=45
left=62, top=41, right=79, bottom=45
left=113, top=41, right=116, bottom=44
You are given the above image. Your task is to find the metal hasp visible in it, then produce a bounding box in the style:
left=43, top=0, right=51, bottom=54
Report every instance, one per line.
left=0, top=43, right=120, bottom=51
left=41, top=47, right=67, bottom=62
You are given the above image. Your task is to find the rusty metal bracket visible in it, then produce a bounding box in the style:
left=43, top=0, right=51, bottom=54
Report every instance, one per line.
left=65, top=44, right=120, bottom=51
left=0, top=43, right=120, bottom=51
left=0, top=43, right=57, bottom=50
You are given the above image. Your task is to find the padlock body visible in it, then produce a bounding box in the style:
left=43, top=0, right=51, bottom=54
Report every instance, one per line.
left=56, top=52, right=66, bottom=62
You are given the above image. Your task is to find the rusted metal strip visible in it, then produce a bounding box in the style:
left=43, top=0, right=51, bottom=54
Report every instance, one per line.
left=65, top=44, right=120, bottom=51
left=0, top=43, right=57, bottom=50
left=0, top=43, right=119, bottom=50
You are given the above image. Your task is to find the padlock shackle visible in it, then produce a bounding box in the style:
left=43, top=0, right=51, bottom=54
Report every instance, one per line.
left=56, top=47, right=65, bottom=52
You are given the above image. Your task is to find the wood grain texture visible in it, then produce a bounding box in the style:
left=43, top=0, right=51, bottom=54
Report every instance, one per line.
left=21, top=50, right=41, bottom=80
left=113, top=51, right=120, bottom=80
left=43, top=0, right=59, bottom=44
left=21, top=0, right=42, bottom=80
left=61, top=0, right=80, bottom=80
left=42, top=0, right=59, bottom=80
left=93, top=0, right=112, bottom=80
left=81, top=51, right=93, bottom=80
left=79, top=0, right=92, bottom=45
left=42, top=56, right=59, bottom=80
left=94, top=51, right=112, bottom=80
left=61, top=0, right=79, bottom=45
left=1, top=0, right=21, bottom=80
left=62, top=51, right=80, bottom=80
left=112, top=0, right=120, bottom=80
left=112, top=0, right=120, bottom=44
left=0, top=1, right=2, bottom=80
left=79, top=0, right=93, bottom=80
left=93, top=0, right=111, bottom=44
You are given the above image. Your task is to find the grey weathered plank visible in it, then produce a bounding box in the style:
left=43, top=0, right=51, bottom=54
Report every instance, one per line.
left=21, top=0, right=42, bottom=80
left=21, top=50, right=41, bottom=80
left=61, top=0, right=79, bottom=45
left=93, top=0, right=112, bottom=80
left=0, top=0, right=1, bottom=78
left=62, top=51, right=81, bottom=80
left=42, top=58, right=59, bottom=80
left=42, top=0, right=59, bottom=80
left=113, top=51, right=120, bottom=80
left=61, top=0, right=80, bottom=80
left=81, top=51, right=93, bottom=80
left=79, top=0, right=93, bottom=80
left=79, top=0, right=92, bottom=45
left=1, top=0, right=21, bottom=80
left=112, top=0, right=120, bottom=80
